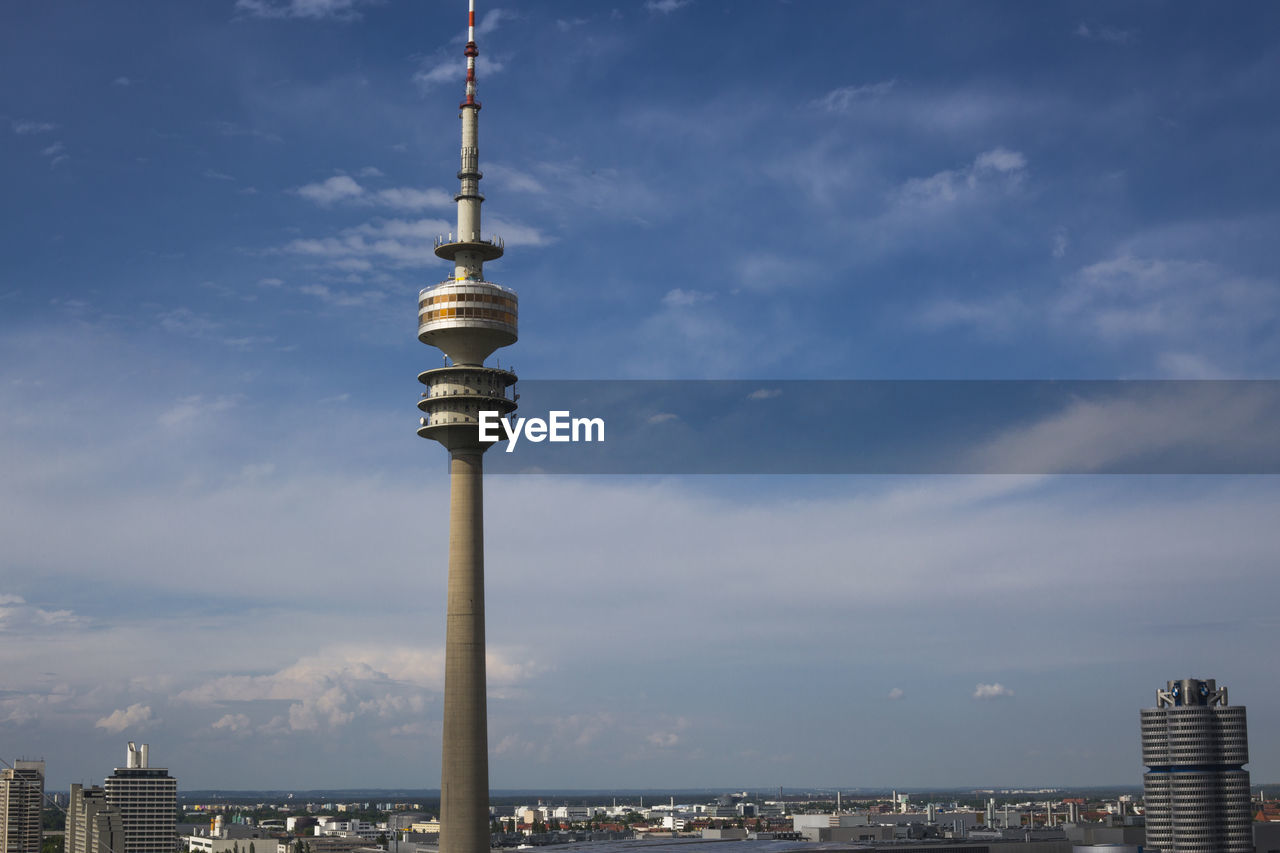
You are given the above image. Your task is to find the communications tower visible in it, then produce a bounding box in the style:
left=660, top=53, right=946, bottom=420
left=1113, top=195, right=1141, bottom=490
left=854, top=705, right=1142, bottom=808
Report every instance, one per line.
left=416, top=4, right=518, bottom=853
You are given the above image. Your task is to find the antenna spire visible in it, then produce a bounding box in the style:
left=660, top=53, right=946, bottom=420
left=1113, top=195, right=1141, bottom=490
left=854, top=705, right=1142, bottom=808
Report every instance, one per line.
left=463, top=0, right=479, bottom=109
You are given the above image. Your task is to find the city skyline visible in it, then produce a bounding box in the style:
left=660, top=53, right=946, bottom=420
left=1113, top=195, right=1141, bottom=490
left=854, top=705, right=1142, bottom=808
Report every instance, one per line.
left=4, top=2, right=1280, bottom=790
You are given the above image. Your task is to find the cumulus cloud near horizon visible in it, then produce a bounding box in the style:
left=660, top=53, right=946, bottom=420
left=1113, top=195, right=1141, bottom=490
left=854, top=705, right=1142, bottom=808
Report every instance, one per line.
left=95, top=703, right=153, bottom=732
left=973, top=683, right=1014, bottom=700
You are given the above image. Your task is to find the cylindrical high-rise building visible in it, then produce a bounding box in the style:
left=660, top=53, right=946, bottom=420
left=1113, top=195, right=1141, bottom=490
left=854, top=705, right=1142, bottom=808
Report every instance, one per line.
left=416, top=5, right=517, bottom=853
left=1141, top=678, right=1252, bottom=853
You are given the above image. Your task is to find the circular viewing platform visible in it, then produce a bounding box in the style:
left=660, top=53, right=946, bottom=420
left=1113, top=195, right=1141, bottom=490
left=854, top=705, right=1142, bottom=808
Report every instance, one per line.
left=417, top=365, right=518, bottom=451
left=418, top=279, right=517, bottom=339
left=434, top=234, right=504, bottom=263
left=418, top=278, right=518, bottom=367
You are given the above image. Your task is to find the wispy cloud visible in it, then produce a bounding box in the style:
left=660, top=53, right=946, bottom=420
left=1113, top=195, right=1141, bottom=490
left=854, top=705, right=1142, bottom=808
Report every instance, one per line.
left=890, top=146, right=1027, bottom=213
left=175, top=645, right=533, bottom=733
left=38, top=140, right=69, bottom=168
left=0, top=595, right=80, bottom=632
left=1075, top=23, right=1135, bottom=45
left=234, top=0, right=380, bottom=21
left=1057, top=254, right=1277, bottom=351
left=813, top=80, right=895, bottom=113
left=645, top=0, right=691, bottom=14
left=11, top=119, right=57, bottom=135
left=208, top=120, right=283, bottom=144
left=661, top=288, right=713, bottom=308
left=484, top=163, right=546, bottom=194
left=295, top=175, right=364, bottom=205
left=413, top=53, right=504, bottom=92
left=1052, top=226, right=1070, bottom=259
left=297, top=283, right=384, bottom=308
left=476, top=8, right=510, bottom=37
left=293, top=175, right=452, bottom=211
left=211, top=713, right=251, bottom=733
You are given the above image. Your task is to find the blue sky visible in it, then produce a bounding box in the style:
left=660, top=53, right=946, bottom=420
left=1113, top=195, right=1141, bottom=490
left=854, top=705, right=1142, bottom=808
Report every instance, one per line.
left=3, top=0, right=1280, bottom=791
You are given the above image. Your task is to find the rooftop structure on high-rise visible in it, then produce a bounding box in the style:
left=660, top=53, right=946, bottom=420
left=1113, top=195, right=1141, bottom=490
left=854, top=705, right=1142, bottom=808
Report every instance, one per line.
left=104, top=742, right=177, bottom=853
left=414, top=4, right=518, bottom=853
left=0, top=759, right=44, bottom=853
left=1141, top=677, right=1251, bottom=853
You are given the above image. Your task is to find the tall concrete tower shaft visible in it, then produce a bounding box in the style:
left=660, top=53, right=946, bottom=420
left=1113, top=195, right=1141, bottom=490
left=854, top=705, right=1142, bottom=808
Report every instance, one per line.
left=416, top=5, right=517, bottom=853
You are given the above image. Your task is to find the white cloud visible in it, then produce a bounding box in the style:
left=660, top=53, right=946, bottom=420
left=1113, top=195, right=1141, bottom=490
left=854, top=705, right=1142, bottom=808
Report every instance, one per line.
left=965, top=383, right=1280, bottom=475
left=203, top=168, right=236, bottom=181
left=913, top=294, right=1025, bottom=337
left=283, top=217, right=450, bottom=267
left=211, top=713, right=251, bottom=732
left=1056, top=254, right=1278, bottom=360
left=234, top=0, right=380, bottom=20
left=973, top=147, right=1026, bottom=173
left=973, top=683, right=1014, bottom=700
left=113, top=76, right=132, bottom=87
left=893, top=147, right=1027, bottom=213
left=0, top=595, right=81, bottom=632
left=813, top=80, right=895, bottom=113
left=484, top=163, right=547, bottom=194
left=414, top=54, right=503, bottom=92
left=293, top=176, right=452, bottom=212
left=295, top=175, right=364, bottom=205
left=11, top=120, right=57, bottom=135
left=372, top=187, right=452, bottom=211
left=1075, top=23, right=1135, bottom=45
left=646, top=412, right=678, bottom=424
left=157, top=395, right=238, bottom=429
left=747, top=388, right=781, bottom=401
left=298, top=283, right=384, bottom=308
left=95, top=703, right=153, bottom=732
left=888, top=687, right=904, bottom=700
left=476, top=8, right=509, bottom=37
left=485, top=217, right=549, bottom=247
left=645, top=0, right=690, bottom=13
left=172, top=645, right=534, bottom=734
left=661, top=288, right=713, bottom=308
left=209, top=121, right=283, bottom=144
left=1052, top=226, right=1069, bottom=259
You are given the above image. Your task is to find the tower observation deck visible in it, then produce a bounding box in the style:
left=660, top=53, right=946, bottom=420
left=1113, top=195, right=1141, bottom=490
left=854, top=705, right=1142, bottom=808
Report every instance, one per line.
left=415, top=5, right=516, bottom=853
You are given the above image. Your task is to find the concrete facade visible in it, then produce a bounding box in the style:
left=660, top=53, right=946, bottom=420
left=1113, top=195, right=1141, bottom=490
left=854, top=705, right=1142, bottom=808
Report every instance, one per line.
left=104, top=743, right=177, bottom=853
left=0, top=760, right=44, bottom=853
left=415, top=7, right=519, bottom=853
left=66, top=785, right=124, bottom=853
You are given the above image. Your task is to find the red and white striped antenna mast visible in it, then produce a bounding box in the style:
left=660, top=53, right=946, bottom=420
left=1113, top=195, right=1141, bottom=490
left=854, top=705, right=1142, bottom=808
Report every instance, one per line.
left=463, top=0, right=479, bottom=108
